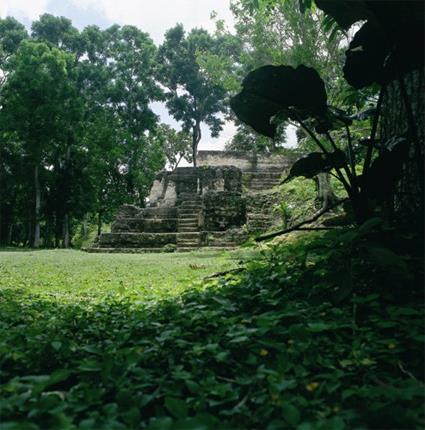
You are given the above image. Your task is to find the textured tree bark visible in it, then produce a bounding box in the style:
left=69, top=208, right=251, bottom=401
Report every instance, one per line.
left=97, top=210, right=103, bottom=236
left=380, top=69, right=424, bottom=225
left=63, top=213, right=70, bottom=248
left=192, top=121, right=201, bottom=167
left=314, top=173, right=339, bottom=210
left=33, top=164, right=41, bottom=248
left=62, top=145, right=71, bottom=248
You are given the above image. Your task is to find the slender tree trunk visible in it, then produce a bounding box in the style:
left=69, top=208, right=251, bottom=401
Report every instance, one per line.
left=97, top=210, right=103, bottom=236
left=7, top=223, right=13, bottom=245
left=192, top=121, right=201, bottom=167
left=27, top=209, right=32, bottom=247
left=314, top=173, right=339, bottom=210
left=63, top=213, right=70, bottom=248
left=82, top=214, right=88, bottom=237
left=45, top=216, right=52, bottom=248
left=33, top=164, right=41, bottom=248
left=62, top=145, right=72, bottom=248
left=0, top=203, right=2, bottom=245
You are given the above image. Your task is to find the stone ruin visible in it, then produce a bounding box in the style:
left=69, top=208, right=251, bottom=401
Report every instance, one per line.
left=90, top=151, right=296, bottom=252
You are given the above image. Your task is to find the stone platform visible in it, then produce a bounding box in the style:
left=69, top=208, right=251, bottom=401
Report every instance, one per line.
left=90, top=151, right=294, bottom=253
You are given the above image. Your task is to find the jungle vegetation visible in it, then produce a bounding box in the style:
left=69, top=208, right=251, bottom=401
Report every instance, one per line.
left=0, top=1, right=423, bottom=429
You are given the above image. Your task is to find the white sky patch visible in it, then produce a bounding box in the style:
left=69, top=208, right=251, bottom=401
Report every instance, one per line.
left=0, top=0, right=49, bottom=20
left=70, top=0, right=234, bottom=43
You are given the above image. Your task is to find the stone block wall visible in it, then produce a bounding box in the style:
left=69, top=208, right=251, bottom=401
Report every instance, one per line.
left=197, top=150, right=297, bottom=172
left=202, top=191, right=246, bottom=231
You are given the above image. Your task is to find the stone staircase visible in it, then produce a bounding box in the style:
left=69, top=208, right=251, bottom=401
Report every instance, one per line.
left=244, top=171, right=282, bottom=192
left=177, top=194, right=203, bottom=251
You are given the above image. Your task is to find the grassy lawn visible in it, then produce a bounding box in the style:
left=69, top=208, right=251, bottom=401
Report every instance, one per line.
left=0, top=249, right=242, bottom=303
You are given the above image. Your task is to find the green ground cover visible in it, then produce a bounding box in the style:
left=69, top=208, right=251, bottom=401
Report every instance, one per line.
left=0, top=249, right=241, bottom=303
left=0, top=228, right=423, bottom=430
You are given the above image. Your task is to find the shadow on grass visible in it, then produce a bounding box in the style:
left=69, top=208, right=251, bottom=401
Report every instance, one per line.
left=1, top=230, right=424, bottom=430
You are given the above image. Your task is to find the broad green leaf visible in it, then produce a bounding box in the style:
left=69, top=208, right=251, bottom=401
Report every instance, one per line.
left=281, top=402, right=300, bottom=426
left=164, top=397, right=188, bottom=419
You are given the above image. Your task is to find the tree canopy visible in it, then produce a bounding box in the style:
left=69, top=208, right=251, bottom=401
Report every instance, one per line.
left=156, top=24, right=228, bottom=166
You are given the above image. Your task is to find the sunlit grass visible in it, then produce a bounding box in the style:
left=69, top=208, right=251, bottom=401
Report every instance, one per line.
left=0, top=249, right=243, bottom=304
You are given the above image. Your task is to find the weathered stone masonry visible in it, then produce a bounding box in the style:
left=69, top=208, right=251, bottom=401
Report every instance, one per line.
left=90, top=151, right=296, bottom=252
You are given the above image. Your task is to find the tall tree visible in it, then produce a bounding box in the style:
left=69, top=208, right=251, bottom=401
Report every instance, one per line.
left=156, top=25, right=227, bottom=166
left=1, top=41, right=77, bottom=247
left=30, top=14, right=85, bottom=247
left=0, top=18, right=28, bottom=245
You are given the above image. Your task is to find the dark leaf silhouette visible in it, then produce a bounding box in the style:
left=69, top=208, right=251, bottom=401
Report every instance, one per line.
left=282, top=150, right=346, bottom=183
left=231, top=65, right=328, bottom=138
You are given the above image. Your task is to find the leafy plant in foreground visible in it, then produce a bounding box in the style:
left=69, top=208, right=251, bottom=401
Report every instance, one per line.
left=231, top=1, right=424, bottom=225
left=0, top=227, right=423, bottom=429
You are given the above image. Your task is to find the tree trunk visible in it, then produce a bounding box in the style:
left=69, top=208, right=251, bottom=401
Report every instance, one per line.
left=97, top=210, right=103, bottom=236
left=7, top=223, right=13, bottom=245
left=82, top=214, right=88, bottom=237
left=45, top=216, right=53, bottom=248
left=63, top=213, right=70, bottom=248
left=192, top=122, right=201, bottom=167
left=314, top=173, right=339, bottom=210
left=33, top=164, right=41, bottom=248
left=380, top=68, right=424, bottom=225
left=62, top=145, right=72, bottom=248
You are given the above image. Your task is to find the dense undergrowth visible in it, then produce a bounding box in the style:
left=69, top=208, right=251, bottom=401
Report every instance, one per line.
left=0, top=219, right=423, bottom=429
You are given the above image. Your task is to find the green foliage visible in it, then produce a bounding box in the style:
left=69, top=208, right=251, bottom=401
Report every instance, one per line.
left=0, top=17, right=28, bottom=70
left=156, top=25, right=228, bottom=165
left=0, top=15, right=169, bottom=247
left=153, top=124, right=192, bottom=169
left=0, top=225, right=423, bottom=429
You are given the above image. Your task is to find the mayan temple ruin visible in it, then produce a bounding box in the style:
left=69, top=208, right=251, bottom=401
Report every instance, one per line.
left=90, top=151, right=296, bottom=252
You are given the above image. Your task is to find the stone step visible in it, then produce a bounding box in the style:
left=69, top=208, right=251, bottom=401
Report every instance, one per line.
left=246, top=172, right=282, bottom=179
left=206, top=241, right=238, bottom=247
left=179, top=206, right=202, bottom=211
left=179, top=202, right=202, bottom=207
left=178, top=229, right=199, bottom=233
left=247, top=213, right=274, bottom=220
left=87, top=247, right=167, bottom=253
left=177, top=247, right=202, bottom=252
left=179, top=210, right=200, bottom=215
left=177, top=240, right=200, bottom=245
left=177, top=232, right=201, bottom=239
left=178, top=217, right=199, bottom=222
left=143, top=208, right=178, bottom=218
left=98, top=232, right=177, bottom=247
left=178, top=245, right=236, bottom=252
